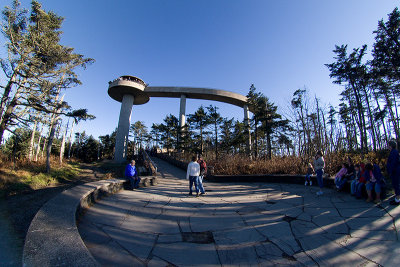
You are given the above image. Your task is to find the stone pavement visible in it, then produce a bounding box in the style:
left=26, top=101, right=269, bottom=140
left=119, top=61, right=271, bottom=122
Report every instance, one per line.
left=78, top=158, right=400, bottom=266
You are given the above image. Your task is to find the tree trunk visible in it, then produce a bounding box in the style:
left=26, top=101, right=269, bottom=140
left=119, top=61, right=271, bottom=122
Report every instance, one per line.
left=214, top=121, right=218, bottom=160
left=46, top=94, right=64, bottom=173
left=40, top=136, right=47, bottom=160
left=67, top=119, right=75, bottom=158
left=35, top=124, right=44, bottom=161
left=59, top=120, right=69, bottom=164
left=28, top=120, right=38, bottom=161
left=46, top=120, right=58, bottom=173
left=254, top=119, right=258, bottom=158
left=391, top=89, right=400, bottom=138
left=383, top=93, right=399, bottom=141
left=0, top=88, right=22, bottom=145
left=364, top=91, right=377, bottom=151
left=0, top=65, right=20, bottom=123
left=200, top=127, right=203, bottom=155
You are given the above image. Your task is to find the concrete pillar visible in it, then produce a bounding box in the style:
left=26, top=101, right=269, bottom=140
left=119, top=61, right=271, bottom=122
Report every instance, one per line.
left=244, top=105, right=252, bottom=158
left=114, top=94, right=134, bottom=162
left=178, top=95, right=186, bottom=151
left=179, top=94, right=186, bottom=128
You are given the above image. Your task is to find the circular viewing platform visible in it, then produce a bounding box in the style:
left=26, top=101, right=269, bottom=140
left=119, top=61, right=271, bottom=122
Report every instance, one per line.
left=108, top=75, right=150, bottom=105
left=108, top=75, right=250, bottom=109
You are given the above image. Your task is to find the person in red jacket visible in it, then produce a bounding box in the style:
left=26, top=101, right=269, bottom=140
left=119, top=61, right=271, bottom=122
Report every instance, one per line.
left=197, top=156, right=207, bottom=196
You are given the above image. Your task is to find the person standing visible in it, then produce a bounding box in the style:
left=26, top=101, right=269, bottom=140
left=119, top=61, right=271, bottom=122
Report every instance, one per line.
left=186, top=155, right=201, bottom=196
left=313, top=151, right=325, bottom=196
left=387, top=140, right=400, bottom=205
left=125, top=160, right=141, bottom=189
left=197, top=156, right=207, bottom=195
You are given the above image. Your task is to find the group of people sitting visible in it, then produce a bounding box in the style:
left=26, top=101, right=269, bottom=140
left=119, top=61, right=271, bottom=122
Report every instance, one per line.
left=304, top=140, right=400, bottom=206
left=332, top=160, right=385, bottom=204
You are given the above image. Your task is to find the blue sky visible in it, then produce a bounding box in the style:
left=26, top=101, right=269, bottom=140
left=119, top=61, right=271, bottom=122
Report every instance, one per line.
left=1, top=0, right=399, bottom=139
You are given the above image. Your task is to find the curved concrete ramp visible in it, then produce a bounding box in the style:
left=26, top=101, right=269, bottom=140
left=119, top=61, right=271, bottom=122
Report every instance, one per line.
left=145, top=86, right=248, bottom=108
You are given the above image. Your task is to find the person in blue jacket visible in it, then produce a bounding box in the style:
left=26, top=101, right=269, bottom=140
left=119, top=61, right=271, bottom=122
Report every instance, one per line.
left=387, top=140, right=400, bottom=205
left=125, top=160, right=141, bottom=189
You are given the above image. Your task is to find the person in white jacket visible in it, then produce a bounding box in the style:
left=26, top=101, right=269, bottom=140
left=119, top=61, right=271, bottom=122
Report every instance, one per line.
left=313, top=151, right=325, bottom=196
left=187, top=155, right=200, bottom=196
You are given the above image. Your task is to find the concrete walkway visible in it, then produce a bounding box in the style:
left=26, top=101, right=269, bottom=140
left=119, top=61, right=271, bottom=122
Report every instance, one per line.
left=78, top=158, right=400, bottom=266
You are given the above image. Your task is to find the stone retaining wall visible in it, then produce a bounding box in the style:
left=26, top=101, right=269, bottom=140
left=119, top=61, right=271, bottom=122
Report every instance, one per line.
left=22, top=176, right=157, bottom=267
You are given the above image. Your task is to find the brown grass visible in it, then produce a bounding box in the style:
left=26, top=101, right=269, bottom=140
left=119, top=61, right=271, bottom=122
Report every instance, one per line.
left=0, top=154, right=81, bottom=197
left=172, top=150, right=390, bottom=177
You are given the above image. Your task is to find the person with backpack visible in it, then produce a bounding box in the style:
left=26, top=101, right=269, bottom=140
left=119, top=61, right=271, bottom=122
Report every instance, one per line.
left=387, top=140, right=400, bottom=205
left=197, top=155, right=207, bottom=196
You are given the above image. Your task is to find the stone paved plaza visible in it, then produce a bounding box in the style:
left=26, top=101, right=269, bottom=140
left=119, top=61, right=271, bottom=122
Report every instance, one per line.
left=78, top=158, right=400, bottom=266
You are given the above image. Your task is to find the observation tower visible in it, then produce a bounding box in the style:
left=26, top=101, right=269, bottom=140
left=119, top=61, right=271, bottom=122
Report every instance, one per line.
left=108, top=75, right=252, bottom=162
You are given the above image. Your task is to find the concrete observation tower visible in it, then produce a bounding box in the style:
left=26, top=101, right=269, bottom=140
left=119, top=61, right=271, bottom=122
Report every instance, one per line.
left=108, top=75, right=252, bottom=162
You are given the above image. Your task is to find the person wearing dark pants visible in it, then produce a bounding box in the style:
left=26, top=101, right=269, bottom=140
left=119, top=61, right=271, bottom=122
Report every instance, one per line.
left=186, top=155, right=200, bottom=196
left=313, top=151, right=325, bottom=196
left=387, top=140, right=400, bottom=205
left=125, top=160, right=141, bottom=190
left=197, top=156, right=207, bottom=195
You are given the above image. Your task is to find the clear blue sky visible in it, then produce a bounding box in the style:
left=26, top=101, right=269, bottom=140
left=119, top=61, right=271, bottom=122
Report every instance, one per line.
left=1, top=0, right=399, bottom=139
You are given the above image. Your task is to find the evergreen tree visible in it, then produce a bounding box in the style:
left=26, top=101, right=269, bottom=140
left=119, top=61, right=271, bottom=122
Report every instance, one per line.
left=206, top=105, right=222, bottom=159
left=0, top=0, right=94, bottom=148
left=187, top=106, right=210, bottom=155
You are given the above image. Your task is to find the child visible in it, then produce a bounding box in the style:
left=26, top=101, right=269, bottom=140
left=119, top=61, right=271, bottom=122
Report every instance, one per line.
left=354, top=163, right=367, bottom=198
left=350, top=164, right=361, bottom=195
left=334, top=163, right=348, bottom=191
left=313, top=151, right=325, bottom=196
left=344, top=157, right=355, bottom=180
left=305, top=163, right=314, bottom=186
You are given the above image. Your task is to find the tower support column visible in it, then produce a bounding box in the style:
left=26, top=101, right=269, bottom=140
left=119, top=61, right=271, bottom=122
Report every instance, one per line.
left=179, top=95, right=186, bottom=128
left=114, top=94, right=134, bottom=162
left=178, top=94, right=187, bottom=151
left=244, top=105, right=252, bottom=158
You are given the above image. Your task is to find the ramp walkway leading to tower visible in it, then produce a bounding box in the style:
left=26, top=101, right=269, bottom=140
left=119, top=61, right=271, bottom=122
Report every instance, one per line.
left=78, top=157, right=400, bottom=266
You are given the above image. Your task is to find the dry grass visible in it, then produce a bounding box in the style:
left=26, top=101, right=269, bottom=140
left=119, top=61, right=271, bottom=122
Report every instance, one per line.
left=173, top=150, right=390, bottom=177
left=0, top=154, right=81, bottom=197
left=208, top=155, right=304, bottom=175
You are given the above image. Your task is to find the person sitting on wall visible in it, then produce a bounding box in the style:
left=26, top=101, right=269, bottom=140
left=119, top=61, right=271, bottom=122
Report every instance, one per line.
left=125, top=160, right=141, bottom=190
left=365, top=162, right=384, bottom=204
